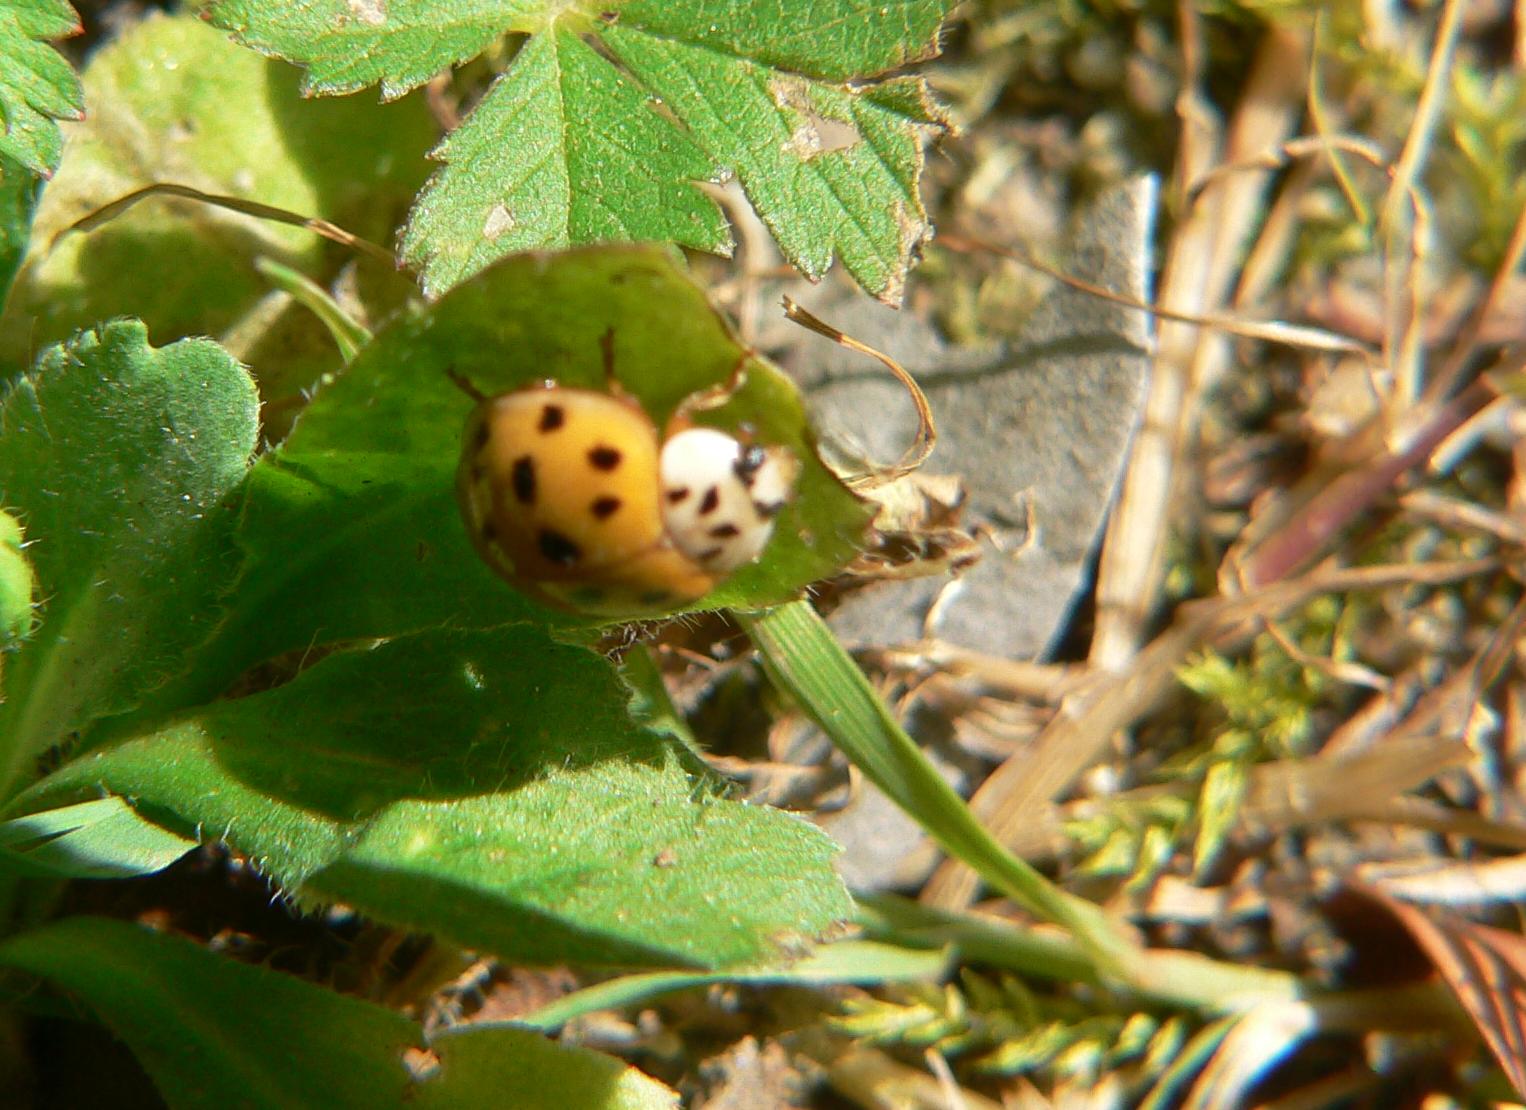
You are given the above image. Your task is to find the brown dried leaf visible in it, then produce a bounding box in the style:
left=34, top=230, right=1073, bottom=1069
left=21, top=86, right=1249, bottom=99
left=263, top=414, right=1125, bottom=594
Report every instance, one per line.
left=1368, top=888, right=1526, bottom=1097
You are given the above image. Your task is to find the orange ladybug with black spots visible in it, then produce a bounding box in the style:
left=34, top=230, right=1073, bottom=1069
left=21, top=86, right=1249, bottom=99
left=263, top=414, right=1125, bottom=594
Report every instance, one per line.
left=455, top=374, right=797, bottom=617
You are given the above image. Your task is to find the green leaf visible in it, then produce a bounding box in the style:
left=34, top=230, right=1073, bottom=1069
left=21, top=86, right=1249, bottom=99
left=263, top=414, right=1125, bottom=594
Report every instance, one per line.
left=159, top=245, right=868, bottom=707
left=400, top=27, right=732, bottom=294
left=522, top=939, right=950, bottom=1030
left=16, top=626, right=852, bottom=968
left=0, top=917, right=419, bottom=1108
left=0, top=12, right=433, bottom=388
left=211, top=0, right=541, bottom=100
left=307, top=776, right=845, bottom=967
left=416, top=1026, right=677, bottom=1110
left=0, top=0, right=82, bottom=177
left=740, top=601, right=1133, bottom=971
left=0, top=321, right=258, bottom=800
left=611, top=0, right=948, bottom=79
left=605, top=28, right=942, bottom=303
left=0, top=796, right=194, bottom=878
left=0, top=916, right=678, bottom=1109
left=0, top=154, right=39, bottom=305
left=0, top=506, right=36, bottom=649
left=207, top=0, right=952, bottom=301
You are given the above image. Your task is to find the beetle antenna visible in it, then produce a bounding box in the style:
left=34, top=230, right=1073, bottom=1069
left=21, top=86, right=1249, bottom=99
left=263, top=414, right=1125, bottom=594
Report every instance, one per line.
left=599, top=328, right=617, bottom=384
left=445, top=365, right=486, bottom=403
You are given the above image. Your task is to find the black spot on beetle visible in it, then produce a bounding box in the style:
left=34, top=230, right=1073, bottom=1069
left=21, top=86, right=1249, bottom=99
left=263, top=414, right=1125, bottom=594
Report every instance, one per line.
left=481, top=519, right=497, bottom=541
left=588, top=446, right=622, bottom=471
left=709, top=523, right=740, bottom=539
left=666, top=487, right=690, bottom=504
left=638, top=589, right=671, bottom=605
left=734, top=445, right=767, bottom=482
left=538, top=404, right=565, bottom=432
left=474, top=422, right=490, bottom=449
left=755, top=498, right=786, bottom=519
left=511, top=456, right=536, bottom=504
left=569, top=585, right=606, bottom=606
left=698, top=487, right=720, bottom=515
left=538, top=529, right=582, bottom=566
left=591, top=496, right=622, bottom=519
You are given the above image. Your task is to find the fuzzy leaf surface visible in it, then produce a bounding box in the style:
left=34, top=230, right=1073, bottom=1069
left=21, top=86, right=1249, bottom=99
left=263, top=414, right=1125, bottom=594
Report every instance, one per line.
left=0, top=321, right=257, bottom=799
left=0, top=506, right=35, bottom=648
left=16, top=626, right=852, bottom=968
left=207, top=0, right=951, bottom=300
left=400, top=27, right=731, bottom=293
left=211, top=0, right=537, bottom=99
left=0, top=0, right=82, bottom=176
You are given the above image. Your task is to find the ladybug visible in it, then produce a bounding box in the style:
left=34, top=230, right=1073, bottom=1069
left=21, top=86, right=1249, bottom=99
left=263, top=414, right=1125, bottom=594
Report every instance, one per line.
left=452, top=356, right=797, bottom=618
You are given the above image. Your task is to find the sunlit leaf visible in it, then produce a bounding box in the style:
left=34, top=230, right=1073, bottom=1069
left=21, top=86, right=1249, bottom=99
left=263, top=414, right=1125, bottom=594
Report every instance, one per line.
left=17, top=626, right=852, bottom=969
left=208, top=0, right=953, bottom=301
left=0, top=796, right=193, bottom=878
left=0, top=0, right=82, bottom=176
left=0, top=321, right=257, bottom=799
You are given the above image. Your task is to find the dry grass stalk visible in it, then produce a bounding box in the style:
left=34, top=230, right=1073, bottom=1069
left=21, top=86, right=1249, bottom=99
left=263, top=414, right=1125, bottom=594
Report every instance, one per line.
left=1090, top=24, right=1312, bottom=670
left=922, top=557, right=1500, bottom=909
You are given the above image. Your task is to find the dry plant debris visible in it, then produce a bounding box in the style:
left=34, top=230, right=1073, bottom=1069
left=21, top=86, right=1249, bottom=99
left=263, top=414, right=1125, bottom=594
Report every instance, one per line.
left=650, top=2, right=1526, bottom=1105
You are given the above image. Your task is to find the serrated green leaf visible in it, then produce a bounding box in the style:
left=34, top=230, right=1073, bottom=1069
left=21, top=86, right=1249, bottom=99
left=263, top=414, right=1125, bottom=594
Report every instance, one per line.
left=0, top=12, right=433, bottom=388
left=154, top=246, right=868, bottom=709
left=16, top=625, right=852, bottom=968
left=402, top=27, right=731, bottom=294
left=0, top=796, right=193, bottom=878
left=0, top=321, right=258, bottom=800
left=207, top=1, right=951, bottom=300
left=210, top=0, right=540, bottom=100
left=0, top=916, right=678, bottom=1109
left=603, top=28, right=939, bottom=303
left=0, top=0, right=82, bottom=177
left=612, top=0, right=949, bottom=80
left=208, top=0, right=951, bottom=93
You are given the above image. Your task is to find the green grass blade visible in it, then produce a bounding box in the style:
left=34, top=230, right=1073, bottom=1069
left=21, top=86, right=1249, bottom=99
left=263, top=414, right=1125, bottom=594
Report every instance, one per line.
left=521, top=939, right=949, bottom=1031
left=739, top=600, right=1133, bottom=970
left=254, top=257, right=372, bottom=362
